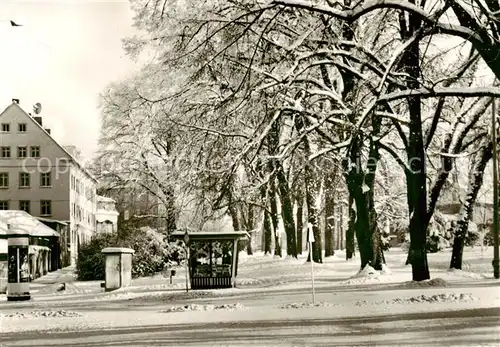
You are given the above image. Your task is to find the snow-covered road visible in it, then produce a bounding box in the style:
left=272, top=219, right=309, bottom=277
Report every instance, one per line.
left=2, top=305, right=499, bottom=346
left=1, top=281, right=499, bottom=346
left=1, top=248, right=500, bottom=346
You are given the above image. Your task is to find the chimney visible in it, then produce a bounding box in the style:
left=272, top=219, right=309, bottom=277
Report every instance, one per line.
left=45, top=129, right=51, bottom=134
left=34, top=116, right=42, bottom=126
left=12, top=99, right=19, bottom=104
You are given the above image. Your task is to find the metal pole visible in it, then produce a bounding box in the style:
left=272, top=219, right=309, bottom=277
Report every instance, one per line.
left=492, top=98, right=499, bottom=279
left=185, top=246, right=190, bottom=292
left=309, top=240, right=315, bottom=303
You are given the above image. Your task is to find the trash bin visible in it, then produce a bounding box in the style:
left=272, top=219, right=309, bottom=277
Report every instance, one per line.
left=101, top=247, right=134, bottom=291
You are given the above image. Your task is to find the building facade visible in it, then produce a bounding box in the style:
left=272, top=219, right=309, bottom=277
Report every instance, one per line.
left=95, top=195, right=119, bottom=234
left=0, top=99, right=97, bottom=266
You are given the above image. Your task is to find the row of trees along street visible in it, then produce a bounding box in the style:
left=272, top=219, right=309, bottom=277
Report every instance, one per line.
left=91, top=0, right=500, bottom=281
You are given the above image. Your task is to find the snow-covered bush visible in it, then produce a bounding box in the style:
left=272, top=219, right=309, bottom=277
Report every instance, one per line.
left=464, top=222, right=480, bottom=246
left=77, top=226, right=184, bottom=280
left=127, top=227, right=172, bottom=278
left=399, top=212, right=452, bottom=253
left=76, top=232, right=117, bottom=281
left=426, top=211, right=451, bottom=252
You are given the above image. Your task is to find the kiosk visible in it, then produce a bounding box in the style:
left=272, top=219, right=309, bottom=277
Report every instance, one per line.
left=7, top=224, right=30, bottom=301
left=170, top=231, right=248, bottom=290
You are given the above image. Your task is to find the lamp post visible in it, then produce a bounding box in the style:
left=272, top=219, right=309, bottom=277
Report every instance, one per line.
left=184, top=231, right=190, bottom=292
left=492, top=98, right=499, bottom=279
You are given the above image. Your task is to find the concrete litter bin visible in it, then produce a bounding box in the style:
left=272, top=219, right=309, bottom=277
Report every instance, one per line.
left=101, top=247, right=134, bottom=291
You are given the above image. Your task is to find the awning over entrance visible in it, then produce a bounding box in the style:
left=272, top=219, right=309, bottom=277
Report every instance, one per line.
left=29, top=245, right=51, bottom=254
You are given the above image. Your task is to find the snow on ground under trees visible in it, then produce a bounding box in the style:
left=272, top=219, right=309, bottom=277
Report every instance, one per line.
left=0, top=246, right=499, bottom=345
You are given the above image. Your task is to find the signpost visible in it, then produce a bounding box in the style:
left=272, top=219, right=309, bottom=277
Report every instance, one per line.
left=307, top=223, right=315, bottom=304
left=184, top=231, right=190, bottom=292
left=492, top=98, right=499, bottom=279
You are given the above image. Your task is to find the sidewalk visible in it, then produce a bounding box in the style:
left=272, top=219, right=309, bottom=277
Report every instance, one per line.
left=33, top=266, right=77, bottom=285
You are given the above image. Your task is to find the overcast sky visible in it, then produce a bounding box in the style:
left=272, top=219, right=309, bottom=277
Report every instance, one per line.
left=0, top=0, right=139, bottom=160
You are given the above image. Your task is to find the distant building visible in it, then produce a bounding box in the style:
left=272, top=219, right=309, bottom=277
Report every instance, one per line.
left=437, top=202, right=494, bottom=230
left=96, top=195, right=119, bottom=234
left=0, top=99, right=98, bottom=266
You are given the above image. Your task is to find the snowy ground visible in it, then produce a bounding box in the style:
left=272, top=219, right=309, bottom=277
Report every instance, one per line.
left=0, top=247, right=499, bottom=346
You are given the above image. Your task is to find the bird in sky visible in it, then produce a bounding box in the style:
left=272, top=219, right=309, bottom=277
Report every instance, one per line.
left=10, top=20, right=22, bottom=26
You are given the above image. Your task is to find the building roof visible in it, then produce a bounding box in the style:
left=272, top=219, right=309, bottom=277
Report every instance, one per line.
left=97, top=195, right=116, bottom=203
left=35, top=216, right=68, bottom=226
left=0, top=210, right=60, bottom=238
left=0, top=102, right=98, bottom=183
left=96, top=209, right=119, bottom=223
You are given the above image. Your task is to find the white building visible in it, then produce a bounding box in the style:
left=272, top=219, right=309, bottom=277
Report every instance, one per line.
left=95, top=196, right=119, bottom=234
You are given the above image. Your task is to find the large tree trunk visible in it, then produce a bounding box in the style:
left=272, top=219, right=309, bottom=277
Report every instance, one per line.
left=324, top=168, right=338, bottom=257
left=351, top=189, right=371, bottom=268
left=366, top=116, right=384, bottom=270
left=263, top=212, right=273, bottom=254
left=260, top=185, right=273, bottom=254
left=245, top=204, right=255, bottom=255
left=400, top=2, right=430, bottom=281
left=346, top=195, right=356, bottom=260
left=269, top=179, right=282, bottom=257
left=345, top=115, right=384, bottom=270
left=294, top=115, right=322, bottom=263
left=229, top=203, right=241, bottom=234
left=450, top=141, right=492, bottom=269
left=426, top=103, right=487, bottom=228
left=262, top=209, right=273, bottom=255
left=276, top=168, right=297, bottom=258
left=267, top=114, right=295, bottom=257
left=164, top=188, right=177, bottom=233
left=305, top=172, right=322, bottom=263
left=296, top=190, right=304, bottom=255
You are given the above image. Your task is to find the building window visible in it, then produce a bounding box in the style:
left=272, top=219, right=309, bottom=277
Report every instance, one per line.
left=0, top=173, right=8, bottom=188
left=17, top=146, right=27, bottom=158
left=40, top=172, right=51, bottom=187
left=0, top=201, right=8, bottom=210
left=1, top=123, right=10, bottom=132
left=19, top=172, right=30, bottom=188
left=40, top=200, right=51, bottom=216
left=1, top=147, right=11, bottom=158
left=18, top=123, right=27, bottom=132
left=30, top=146, right=40, bottom=158
left=19, top=200, right=30, bottom=214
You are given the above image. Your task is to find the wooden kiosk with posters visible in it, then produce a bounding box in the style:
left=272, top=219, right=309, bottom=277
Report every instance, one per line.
left=169, top=230, right=248, bottom=290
